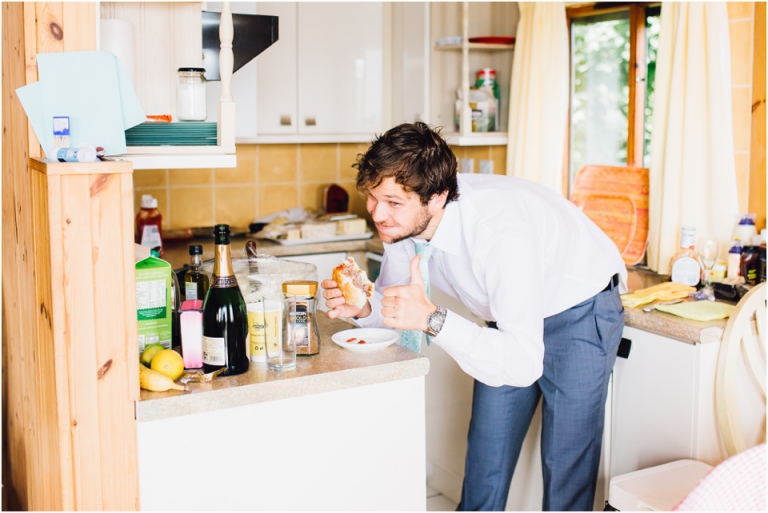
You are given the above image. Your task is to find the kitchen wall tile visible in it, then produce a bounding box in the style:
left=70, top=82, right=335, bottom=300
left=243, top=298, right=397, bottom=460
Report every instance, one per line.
left=216, top=145, right=257, bottom=184
left=339, top=143, right=368, bottom=180
left=491, top=145, right=507, bottom=175
left=339, top=181, right=371, bottom=221
left=258, top=184, right=298, bottom=217
left=732, top=86, right=753, bottom=152
left=300, top=182, right=329, bottom=212
left=727, top=2, right=753, bottom=19
left=133, top=169, right=166, bottom=187
left=215, top=185, right=257, bottom=227
left=170, top=168, right=212, bottom=186
left=734, top=152, right=750, bottom=212
left=169, top=187, right=214, bottom=229
left=464, top=146, right=493, bottom=165
left=133, top=186, right=168, bottom=229
left=259, top=144, right=298, bottom=183
left=300, top=144, right=337, bottom=181
left=730, top=19, right=754, bottom=85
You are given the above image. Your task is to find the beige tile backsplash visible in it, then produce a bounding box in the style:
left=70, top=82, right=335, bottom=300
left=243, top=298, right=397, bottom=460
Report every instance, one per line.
left=133, top=142, right=507, bottom=230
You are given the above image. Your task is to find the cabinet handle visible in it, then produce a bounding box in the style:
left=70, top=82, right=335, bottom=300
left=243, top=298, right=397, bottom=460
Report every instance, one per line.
left=280, top=115, right=292, bottom=126
left=305, top=117, right=316, bottom=126
left=616, top=338, right=632, bottom=359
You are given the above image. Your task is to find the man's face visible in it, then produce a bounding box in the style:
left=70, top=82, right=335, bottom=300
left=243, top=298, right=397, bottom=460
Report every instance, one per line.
left=366, top=177, right=434, bottom=244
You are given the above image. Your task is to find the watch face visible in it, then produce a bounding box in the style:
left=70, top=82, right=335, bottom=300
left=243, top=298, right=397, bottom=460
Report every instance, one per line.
left=428, top=308, right=447, bottom=333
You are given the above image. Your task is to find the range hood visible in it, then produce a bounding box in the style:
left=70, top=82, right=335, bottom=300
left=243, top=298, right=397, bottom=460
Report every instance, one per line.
left=202, top=11, right=278, bottom=81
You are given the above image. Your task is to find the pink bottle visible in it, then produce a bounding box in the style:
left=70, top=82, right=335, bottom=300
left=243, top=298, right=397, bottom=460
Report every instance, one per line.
left=180, top=300, right=204, bottom=369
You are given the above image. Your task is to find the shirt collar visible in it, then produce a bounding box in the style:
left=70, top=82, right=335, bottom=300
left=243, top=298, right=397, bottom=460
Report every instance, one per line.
left=411, top=177, right=463, bottom=256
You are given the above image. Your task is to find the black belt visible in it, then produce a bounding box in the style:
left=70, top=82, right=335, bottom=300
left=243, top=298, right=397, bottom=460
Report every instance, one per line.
left=602, top=273, right=620, bottom=292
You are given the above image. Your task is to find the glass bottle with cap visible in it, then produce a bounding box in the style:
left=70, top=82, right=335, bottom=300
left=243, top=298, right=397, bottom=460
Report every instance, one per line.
left=282, top=280, right=320, bottom=356
left=177, top=67, right=207, bottom=121
left=184, top=244, right=209, bottom=301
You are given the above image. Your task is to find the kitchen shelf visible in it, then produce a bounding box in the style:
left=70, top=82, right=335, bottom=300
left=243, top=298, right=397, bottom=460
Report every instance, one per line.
left=442, top=132, right=508, bottom=146
left=115, top=151, right=236, bottom=170
left=100, top=2, right=237, bottom=171
left=434, top=43, right=515, bottom=52
left=237, top=134, right=376, bottom=145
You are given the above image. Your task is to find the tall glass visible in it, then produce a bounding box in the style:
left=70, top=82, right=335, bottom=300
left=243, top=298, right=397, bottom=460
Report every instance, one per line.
left=698, top=239, right=719, bottom=299
left=262, top=292, right=297, bottom=372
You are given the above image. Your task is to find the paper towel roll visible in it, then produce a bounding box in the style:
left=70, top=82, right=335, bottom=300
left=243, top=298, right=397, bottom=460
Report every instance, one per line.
left=100, top=19, right=135, bottom=88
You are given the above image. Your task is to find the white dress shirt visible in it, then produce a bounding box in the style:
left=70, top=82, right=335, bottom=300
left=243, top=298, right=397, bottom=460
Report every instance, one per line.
left=355, top=173, right=627, bottom=387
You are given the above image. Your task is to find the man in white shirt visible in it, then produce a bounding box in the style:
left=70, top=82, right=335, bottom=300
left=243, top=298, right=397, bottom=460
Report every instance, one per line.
left=321, top=122, right=626, bottom=511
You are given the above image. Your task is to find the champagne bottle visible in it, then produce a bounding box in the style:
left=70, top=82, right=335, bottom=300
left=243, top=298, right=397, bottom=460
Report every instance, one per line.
left=184, top=244, right=209, bottom=301
left=202, top=225, right=249, bottom=376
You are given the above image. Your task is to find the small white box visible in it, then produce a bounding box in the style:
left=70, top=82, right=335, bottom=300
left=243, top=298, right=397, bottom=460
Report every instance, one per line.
left=460, top=158, right=475, bottom=174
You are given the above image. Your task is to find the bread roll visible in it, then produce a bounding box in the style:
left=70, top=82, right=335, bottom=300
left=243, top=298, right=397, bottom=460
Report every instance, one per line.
left=332, top=257, right=374, bottom=308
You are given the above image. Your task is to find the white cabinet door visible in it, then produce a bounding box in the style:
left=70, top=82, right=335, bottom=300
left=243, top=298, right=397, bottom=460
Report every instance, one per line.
left=256, top=2, right=299, bottom=135
left=297, top=2, right=383, bottom=135
left=610, top=326, right=700, bottom=477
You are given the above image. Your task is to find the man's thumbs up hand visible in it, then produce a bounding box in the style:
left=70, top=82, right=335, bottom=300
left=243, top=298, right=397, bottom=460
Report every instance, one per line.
left=381, top=255, right=434, bottom=331
left=410, top=255, right=425, bottom=288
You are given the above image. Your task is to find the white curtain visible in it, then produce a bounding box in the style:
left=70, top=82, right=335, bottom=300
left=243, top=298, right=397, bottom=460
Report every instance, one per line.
left=648, top=2, right=740, bottom=274
left=505, top=2, right=569, bottom=194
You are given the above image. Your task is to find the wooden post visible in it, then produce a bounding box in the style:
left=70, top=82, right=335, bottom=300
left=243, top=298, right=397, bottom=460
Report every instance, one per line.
left=3, top=3, right=140, bottom=509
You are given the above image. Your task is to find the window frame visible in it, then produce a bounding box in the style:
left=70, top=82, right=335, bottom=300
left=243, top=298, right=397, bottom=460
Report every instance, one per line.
left=564, top=2, right=660, bottom=196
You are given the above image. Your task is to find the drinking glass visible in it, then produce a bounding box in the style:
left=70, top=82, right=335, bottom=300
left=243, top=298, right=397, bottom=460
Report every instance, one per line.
left=698, top=239, right=719, bottom=299
left=262, top=292, right=297, bottom=372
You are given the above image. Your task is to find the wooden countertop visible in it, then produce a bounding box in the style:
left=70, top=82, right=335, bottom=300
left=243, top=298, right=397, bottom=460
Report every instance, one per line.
left=137, top=314, right=429, bottom=422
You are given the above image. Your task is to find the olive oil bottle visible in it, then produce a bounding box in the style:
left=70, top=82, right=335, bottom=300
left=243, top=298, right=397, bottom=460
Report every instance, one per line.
left=202, top=225, right=249, bottom=376
left=184, top=244, right=209, bottom=301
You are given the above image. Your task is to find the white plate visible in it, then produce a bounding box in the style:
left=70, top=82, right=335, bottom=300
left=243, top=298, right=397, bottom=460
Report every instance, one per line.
left=264, top=232, right=374, bottom=246
left=332, top=328, right=400, bottom=352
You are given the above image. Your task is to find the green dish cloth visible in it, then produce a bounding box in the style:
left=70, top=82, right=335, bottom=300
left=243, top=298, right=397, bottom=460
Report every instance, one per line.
left=655, top=301, right=734, bottom=321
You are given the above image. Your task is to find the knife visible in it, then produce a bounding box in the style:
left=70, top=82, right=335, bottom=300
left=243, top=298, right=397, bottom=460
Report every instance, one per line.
left=643, top=299, right=684, bottom=313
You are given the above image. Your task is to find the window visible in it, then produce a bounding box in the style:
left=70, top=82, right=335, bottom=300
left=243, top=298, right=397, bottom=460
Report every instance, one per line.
left=567, top=3, right=661, bottom=192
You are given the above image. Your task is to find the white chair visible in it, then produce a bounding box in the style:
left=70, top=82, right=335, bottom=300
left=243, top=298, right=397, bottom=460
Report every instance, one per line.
left=607, top=283, right=766, bottom=511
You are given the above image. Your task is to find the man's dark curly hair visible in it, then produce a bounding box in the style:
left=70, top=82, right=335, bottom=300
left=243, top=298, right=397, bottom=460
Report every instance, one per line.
left=354, top=122, right=460, bottom=207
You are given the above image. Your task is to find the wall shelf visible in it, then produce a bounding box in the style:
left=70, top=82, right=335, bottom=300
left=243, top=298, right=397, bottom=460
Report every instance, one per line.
left=442, top=131, right=508, bottom=146
left=434, top=43, right=515, bottom=52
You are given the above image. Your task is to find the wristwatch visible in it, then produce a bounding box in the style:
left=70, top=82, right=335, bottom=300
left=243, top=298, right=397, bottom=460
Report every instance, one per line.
left=424, top=304, right=447, bottom=337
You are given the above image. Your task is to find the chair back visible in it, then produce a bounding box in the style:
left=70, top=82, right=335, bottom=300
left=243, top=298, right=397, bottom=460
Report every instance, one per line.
left=715, top=283, right=767, bottom=457
left=569, top=165, right=649, bottom=265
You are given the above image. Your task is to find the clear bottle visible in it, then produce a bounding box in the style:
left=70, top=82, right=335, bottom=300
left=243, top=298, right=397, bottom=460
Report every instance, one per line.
left=184, top=244, right=210, bottom=302
left=282, top=280, right=320, bottom=356
left=202, top=225, right=249, bottom=376
left=669, top=226, right=701, bottom=286
left=136, top=194, right=163, bottom=255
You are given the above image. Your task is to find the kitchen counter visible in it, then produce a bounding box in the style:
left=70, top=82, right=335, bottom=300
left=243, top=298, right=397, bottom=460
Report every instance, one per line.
left=161, top=233, right=728, bottom=346
left=138, top=312, right=428, bottom=511
left=160, top=235, right=385, bottom=270
left=623, top=267, right=729, bottom=345
left=138, top=313, right=428, bottom=421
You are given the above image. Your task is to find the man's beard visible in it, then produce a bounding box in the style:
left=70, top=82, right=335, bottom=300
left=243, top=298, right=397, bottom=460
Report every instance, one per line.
left=390, top=206, right=432, bottom=244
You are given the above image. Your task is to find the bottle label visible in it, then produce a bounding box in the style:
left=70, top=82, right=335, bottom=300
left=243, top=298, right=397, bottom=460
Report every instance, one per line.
left=141, top=225, right=162, bottom=249
left=292, top=302, right=310, bottom=349
left=202, top=336, right=226, bottom=365
left=671, top=257, right=700, bottom=286
left=185, top=281, right=198, bottom=300
left=212, top=275, right=238, bottom=288
left=136, top=279, right=167, bottom=320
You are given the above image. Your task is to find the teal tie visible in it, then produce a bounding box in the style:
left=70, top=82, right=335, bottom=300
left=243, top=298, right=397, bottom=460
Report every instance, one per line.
left=400, top=242, right=436, bottom=353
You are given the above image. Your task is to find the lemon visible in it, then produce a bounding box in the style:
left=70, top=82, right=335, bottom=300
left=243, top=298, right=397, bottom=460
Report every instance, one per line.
left=150, top=349, right=184, bottom=381
left=140, top=343, right=166, bottom=367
